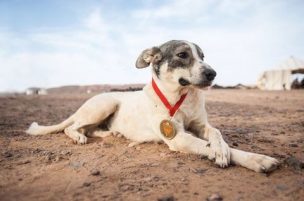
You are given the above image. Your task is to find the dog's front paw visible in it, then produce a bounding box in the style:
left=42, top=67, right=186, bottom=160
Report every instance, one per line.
left=247, top=154, right=279, bottom=173
left=72, top=135, right=87, bottom=145
left=208, top=139, right=230, bottom=168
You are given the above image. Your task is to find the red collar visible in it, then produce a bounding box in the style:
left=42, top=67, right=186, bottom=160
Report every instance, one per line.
left=152, top=78, right=188, bottom=117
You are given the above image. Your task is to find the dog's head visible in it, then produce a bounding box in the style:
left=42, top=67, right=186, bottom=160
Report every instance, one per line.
left=136, top=40, right=216, bottom=89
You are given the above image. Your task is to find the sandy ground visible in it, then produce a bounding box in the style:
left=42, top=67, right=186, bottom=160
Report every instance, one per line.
left=0, top=89, right=303, bottom=201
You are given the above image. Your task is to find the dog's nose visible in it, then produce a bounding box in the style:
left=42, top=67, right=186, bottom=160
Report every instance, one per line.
left=203, top=69, right=217, bottom=81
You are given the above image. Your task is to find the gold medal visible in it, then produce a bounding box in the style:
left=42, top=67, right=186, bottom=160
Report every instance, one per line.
left=152, top=79, right=187, bottom=140
left=160, top=120, right=176, bottom=139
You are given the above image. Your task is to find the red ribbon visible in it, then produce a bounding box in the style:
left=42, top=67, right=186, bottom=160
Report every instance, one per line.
left=152, top=79, right=188, bottom=117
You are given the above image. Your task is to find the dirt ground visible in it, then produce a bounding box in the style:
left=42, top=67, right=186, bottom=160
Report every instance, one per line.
left=0, top=89, right=303, bottom=201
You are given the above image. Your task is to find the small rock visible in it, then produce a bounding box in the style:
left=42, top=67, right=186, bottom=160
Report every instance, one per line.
left=55, top=156, right=62, bottom=162
left=284, top=156, right=304, bottom=170
left=192, top=168, right=207, bottom=175
left=276, top=184, right=289, bottom=191
left=177, top=161, right=185, bottom=166
left=160, top=153, right=166, bottom=157
left=45, top=155, right=52, bottom=161
left=61, top=150, right=71, bottom=155
left=235, top=128, right=246, bottom=134
left=157, top=195, right=176, bottom=201
left=90, top=169, right=100, bottom=176
left=83, top=182, right=91, bottom=187
left=69, top=161, right=84, bottom=169
left=207, top=193, right=223, bottom=201
left=232, top=142, right=238, bottom=147
left=119, top=184, right=135, bottom=191
left=17, top=160, right=31, bottom=165
left=153, top=176, right=160, bottom=181
left=103, top=143, right=113, bottom=148
left=288, top=143, right=298, bottom=148
left=3, top=152, right=13, bottom=158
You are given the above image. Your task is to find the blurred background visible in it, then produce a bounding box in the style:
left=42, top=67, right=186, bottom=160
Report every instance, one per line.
left=0, top=0, right=303, bottom=92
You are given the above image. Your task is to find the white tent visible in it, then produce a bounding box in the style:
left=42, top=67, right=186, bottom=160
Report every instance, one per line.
left=257, top=56, right=304, bottom=90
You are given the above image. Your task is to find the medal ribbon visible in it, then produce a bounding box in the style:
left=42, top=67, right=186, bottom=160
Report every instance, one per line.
left=152, top=79, right=187, bottom=117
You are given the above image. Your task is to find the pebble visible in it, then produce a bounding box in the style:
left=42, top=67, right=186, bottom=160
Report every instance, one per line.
left=61, top=150, right=71, bottom=155
left=55, top=156, right=62, bottom=162
left=192, top=168, right=207, bottom=175
left=45, top=155, right=52, bottom=161
left=157, top=195, right=176, bottom=201
left=17, top=160, right=31, bottom=165
left=90, top=169, right=100, bottom=176
left=207, top=193, right=223, bottom=201
left=83, top=182, right=91, bottom=187
left=276, top=184, right=289, bottom=191
left=288, top=143, right=298, bottom=148
left=4, top=152, right=13, bottom=158
left=103, top=143, right=113, bottom=148
left=119, top=184, right=135, bottom=192
left=177, top=161, right=185, bottom=166
left=69, top=161, right=84, bottom=169
left=160, top=153, right=166, bottom=157
left=284, top=156, right=304, bottom=170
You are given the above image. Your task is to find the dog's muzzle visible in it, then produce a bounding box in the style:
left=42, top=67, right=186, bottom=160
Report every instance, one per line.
left=193, top=68, right=217, bottom=88
left=203, top=68, right=217, bottom=82
left=178, top=68, right=217, bottom=88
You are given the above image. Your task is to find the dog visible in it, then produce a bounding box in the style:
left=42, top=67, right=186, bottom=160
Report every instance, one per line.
left=26, top=40, right=279, bottom=172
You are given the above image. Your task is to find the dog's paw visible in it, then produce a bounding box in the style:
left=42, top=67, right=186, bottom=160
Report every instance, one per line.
left=112, top=131, right=122, bottom=137
left=247, top=154, right=279, bottom=173
left=208, top=139, right=230, bottom=168
left=128, top=141, right=141, bottom=147
left=73, top=135, right=88, bottom=145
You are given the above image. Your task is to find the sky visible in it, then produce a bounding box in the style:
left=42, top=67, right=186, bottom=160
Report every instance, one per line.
left=0, top=0, right=303, bottom=92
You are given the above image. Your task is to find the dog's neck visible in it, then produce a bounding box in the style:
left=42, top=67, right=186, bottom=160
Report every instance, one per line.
left=150, top=73, right=189, bottom=105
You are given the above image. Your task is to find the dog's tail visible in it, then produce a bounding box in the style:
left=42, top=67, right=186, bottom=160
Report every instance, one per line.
left=26, top=115, right=74, bottom=135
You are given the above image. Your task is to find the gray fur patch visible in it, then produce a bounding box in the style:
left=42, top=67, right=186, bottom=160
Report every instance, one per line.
left=159, top=40, right=194, bottom=70
left=150, top=40, right=204, bottom=77
left=193, top=44, right=204, bottom=60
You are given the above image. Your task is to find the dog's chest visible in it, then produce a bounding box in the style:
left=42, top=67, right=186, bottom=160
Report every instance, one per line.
left=108, top=91, right=162, bottom=142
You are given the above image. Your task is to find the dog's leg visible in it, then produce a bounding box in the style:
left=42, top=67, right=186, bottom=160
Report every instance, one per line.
left=87, top=129, right=121, bottom=138
left=63, top=95, right=120, bottom=144
left=202, top=125, right=279, bottom=172
left=230, top=148, right=279, bottom=173
left=164, top=131, right=214, bottom=157
left=190, top=120, right=231, bottom=167
left=64, top=123, right=88, bottom=145
left=164, top=131, right=278, bottom=172
left=202, top=125, right=231, bottom=168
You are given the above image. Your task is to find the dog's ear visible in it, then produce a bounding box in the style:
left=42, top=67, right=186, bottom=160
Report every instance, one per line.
left=135, top=47, right=162, bottom=68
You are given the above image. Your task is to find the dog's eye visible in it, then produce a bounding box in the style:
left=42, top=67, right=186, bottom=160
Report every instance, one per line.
left=177, top=52, right=188, bottom=59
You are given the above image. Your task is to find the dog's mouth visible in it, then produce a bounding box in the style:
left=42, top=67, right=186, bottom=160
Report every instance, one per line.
left=179, top=78, right=212, bottom=89
left=193, top=80, right=213, bottom=89
left=178, top=78, right=191, bottom=86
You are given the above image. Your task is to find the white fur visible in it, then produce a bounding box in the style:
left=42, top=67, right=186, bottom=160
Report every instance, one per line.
left=26, top=41, right=279, bottom=172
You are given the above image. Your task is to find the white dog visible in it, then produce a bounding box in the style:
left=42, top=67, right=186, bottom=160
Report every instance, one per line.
left=27, top=40, right=279, bottom=172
